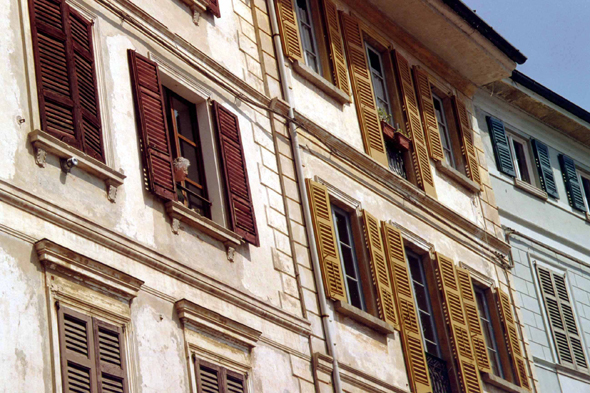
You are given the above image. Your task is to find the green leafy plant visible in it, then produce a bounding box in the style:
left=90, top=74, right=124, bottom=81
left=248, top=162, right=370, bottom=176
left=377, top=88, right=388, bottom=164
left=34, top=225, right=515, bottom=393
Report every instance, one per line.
left=377, top=107, right=392, bottom=124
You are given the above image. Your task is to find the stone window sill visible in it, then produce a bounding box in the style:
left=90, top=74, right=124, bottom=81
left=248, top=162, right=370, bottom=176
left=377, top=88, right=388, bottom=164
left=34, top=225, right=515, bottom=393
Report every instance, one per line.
left=481, top=372, right=528, bottom=393
left=292, top=60, right=351, bottom=105
left=29, top=130, right=126, bottom=202
left=513, top=178, right=548, bottom=201
left=334, top=300, right=395, bottom=335
left=435, top=160, right=480, bottom=193
left=165, top=201, right=242, bottom=246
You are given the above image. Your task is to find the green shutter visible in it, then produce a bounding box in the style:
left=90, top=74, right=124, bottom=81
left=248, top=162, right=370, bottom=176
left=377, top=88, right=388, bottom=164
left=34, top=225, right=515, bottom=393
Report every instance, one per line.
left=486, top=116, right=516, bottom=177
left=558, top=154, right=586, bottom=211
left=531, top=140, right=559, bottom=199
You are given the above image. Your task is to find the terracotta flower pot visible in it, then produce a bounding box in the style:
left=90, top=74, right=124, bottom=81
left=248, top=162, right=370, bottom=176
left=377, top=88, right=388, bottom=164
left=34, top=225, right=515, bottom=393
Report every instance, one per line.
left=381, top=121, right=412, bottom=151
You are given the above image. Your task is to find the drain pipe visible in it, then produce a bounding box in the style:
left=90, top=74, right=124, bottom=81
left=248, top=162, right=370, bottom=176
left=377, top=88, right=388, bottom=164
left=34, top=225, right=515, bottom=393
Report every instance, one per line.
left=266, top=2, right=343, bottom=392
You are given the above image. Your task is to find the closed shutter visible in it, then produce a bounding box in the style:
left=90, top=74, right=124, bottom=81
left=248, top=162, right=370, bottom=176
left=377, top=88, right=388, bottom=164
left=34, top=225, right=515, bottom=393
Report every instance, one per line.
left=128, top=50, right=177, bottom=202
left=381, top=223, right=432, bottom=393
left=412, top=68, right=444, bottom=161
left=195, top=358, right=247, bottom=393
left=206, top=0, right=220, bottom=18
left=320, top=0, right=349, bottom=94
left=28, top=0, right=105, bottom=161
left=536, top=266, right=588, bottom=372
left=558, top=154, right=586, bottom=212
left=362, top=211, right=398, bottom=329
left=93, top=319, right=128, bottom=393
left=496, top=290, right=530, bottom=389
left=339, top=12, right=388, bottom=167
left=486, top=116, right=516, bottom=177
left=58, top=306, right=98, bottom=393
left=531, top=140, right=559, bottom=199
left=212, top=101, right=259, bottom=246
left=433, top=253, right=483, bottom=393
left=456, top=268, right=491, bottom=373
left=226, top=370, right=247, bottom=393
left=393, top=51, right=436, bottom=198
left=452, top=98, right=481, bottom=185
left=306, top=179, right=347, bottom=301
left=275, top=0, right=303, bottom=62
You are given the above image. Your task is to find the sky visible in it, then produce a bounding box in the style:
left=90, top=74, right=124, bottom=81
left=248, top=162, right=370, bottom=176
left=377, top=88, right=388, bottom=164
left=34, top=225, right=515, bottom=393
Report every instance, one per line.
left=461, top=0, right=590, bottom=111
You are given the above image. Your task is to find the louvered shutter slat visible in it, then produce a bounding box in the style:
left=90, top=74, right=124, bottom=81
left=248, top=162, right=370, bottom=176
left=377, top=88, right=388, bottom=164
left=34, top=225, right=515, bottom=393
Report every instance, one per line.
left=413, top=68, right=444, bottom=161
left=486, top=116, right=516, bottom=177
left=94, top=318, right=128, bottom=393
left=433, top=253, right=483, bottom=393
left=275, top=0, right=303, bottom=62
left=362, top=211, right=399, bottom=329
left=321, top=0, right=349, bottom=94
left=558, top=154, right=586, bottom=212
left=128, top=50, right=178, bottom=202
left=212, top=101, right=259, bottom=246
left=393, top=51, right=436, bottom=198
left=339, top=12, right=388, bottom=167
left=381, top=223, right=432, bottom=393
left=531, top=139, right=559, bottom=198
left=452, top=98, right=481, bottom=185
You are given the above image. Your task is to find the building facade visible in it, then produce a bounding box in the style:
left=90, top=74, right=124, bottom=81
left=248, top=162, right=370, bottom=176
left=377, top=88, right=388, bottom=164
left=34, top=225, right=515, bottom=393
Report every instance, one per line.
left=475, top=71, right=590, bottom=393
left=0, top=0, right=542, bottom=393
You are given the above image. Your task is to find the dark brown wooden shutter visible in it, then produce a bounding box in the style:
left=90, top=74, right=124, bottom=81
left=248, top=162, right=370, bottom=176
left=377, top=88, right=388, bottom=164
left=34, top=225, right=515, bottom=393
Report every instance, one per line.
left=195, top=359, right=247, bottom=393
left=206, top=0, right=220, bottom=18
left=452, top=98, right=481, bottom=185
left=381, top=223, right=432, bottom=393
left=226, top=369, right=247, bottom=393
left=212, top=101, right=259, bottom=246
left=339, top=12, right=388, bottom=166
left=93, top=319, right=128, bottom=393
left=393, top=51, right=436, bottom=198
left=128, top=50, right=178, bottom=202
left=413, top=67, right=444, bottom=161
left=275, top=0, right=304, bottom=62
left=29, top=0, right=105, bottom=161
left=58, top=306, right=98, bottom=393
left=321, top=0, right=349, bottom=94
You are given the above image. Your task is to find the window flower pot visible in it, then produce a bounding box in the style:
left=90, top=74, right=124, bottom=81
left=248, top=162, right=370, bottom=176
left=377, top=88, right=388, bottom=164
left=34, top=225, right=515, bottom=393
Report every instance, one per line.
left=381, top=121, right=412, bottom=151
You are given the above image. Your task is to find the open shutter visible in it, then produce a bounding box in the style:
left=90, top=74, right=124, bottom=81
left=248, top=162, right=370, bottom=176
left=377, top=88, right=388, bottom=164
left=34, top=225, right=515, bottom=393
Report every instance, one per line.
left=382, top=223, right=432, bottom=393
left=206, top=0, right=220, bottom=18
left=57, top=306, right=98, bottom=393
left=486, top=116, right=516, bottom=177
left=212, top=101, right=259, bottom=246
left=496, top=290, right=530, bottom=390
left=452, top=98, right=481, bottom=185
left=339, top=12, right=388, bottom=166
left=413, top=68, right=444, bottom=161
left=559, top=154, right=586, bottom=212
left=362, top=211, right=398, bottom=329
left=531, top=140, right=559, bottom=199
left=321, top=0, right=349, bottom=94
left=393, top=51, right=436, bottom=198
left=536, top=266, right=588, bottom=372
left=456, top=268, right=491, bottom=373
left=306, top=179, right=347, bottom=301
left=275, top=0, right=303, bottom=62
left=93, top=319, right=128, bottom=393
left=128, top=50, right=177, bottom=202
left=433, top=253, right=483, bottom=393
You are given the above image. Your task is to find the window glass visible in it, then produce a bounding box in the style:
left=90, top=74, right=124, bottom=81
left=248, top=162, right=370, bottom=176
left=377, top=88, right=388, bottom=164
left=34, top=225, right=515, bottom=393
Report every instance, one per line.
left=296, top=0, right=321, bottom=73
left=512, top=139, right=531, bottom=184
left=432, top=94, right=455, bottom=167
left=332, top=206, right=365, bottom=310
left=475, top=288, right=504, bottom=378
left=365, top=44, right=393, bottom=125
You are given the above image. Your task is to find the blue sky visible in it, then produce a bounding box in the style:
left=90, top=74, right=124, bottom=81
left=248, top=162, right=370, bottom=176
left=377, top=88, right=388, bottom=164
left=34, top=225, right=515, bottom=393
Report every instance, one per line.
left=462, top=0, right=590, bottom=111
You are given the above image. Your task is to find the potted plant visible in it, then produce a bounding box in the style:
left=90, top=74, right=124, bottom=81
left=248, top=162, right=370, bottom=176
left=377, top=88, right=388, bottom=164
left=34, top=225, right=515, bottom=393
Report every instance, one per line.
left=378, top=108, right=411, bottom=151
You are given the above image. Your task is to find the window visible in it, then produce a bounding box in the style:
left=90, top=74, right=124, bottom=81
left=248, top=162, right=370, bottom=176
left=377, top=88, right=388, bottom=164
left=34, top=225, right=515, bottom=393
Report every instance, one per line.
left=332, top=206, right=366, bottom=311
left=432, top=94, right=454, bottom=167
left=57, top=306, right=129, bottom=393
left=578, top=171, right=590, bottom=211
left=474, top=287, right=504, bottom=378
left=295, top=0, right=322, bottom=74
left=195, top=359, right=247, bottom=393
left=385, top=140, right=407, bottom=179
left=507, top=133, right=535, bottom=185
left=366, top=44, right=393, bottom=125
left=164, top=88, right=210, bottom=218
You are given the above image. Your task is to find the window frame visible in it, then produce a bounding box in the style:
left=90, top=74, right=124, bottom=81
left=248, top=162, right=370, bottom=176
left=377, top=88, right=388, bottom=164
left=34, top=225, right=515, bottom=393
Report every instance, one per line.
left=474, top=286, right=505, bottom=378
left=432, top=93, right=455, bottom=168
left=365, top=43, right=393, bottom=125
left=295, top=0, right=323, bottom=75
left=507, top=132, right=537, bottom=187
left=576, top=169, right=590, bottom=212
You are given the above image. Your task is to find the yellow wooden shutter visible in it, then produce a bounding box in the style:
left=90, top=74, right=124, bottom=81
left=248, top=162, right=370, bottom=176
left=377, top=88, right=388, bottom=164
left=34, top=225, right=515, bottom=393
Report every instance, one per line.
left=305, top=179, right=347, bottom=301
left=497, top=289, right=531, bottom=390
left=433, top=253, right=483, bottom=393
left=321, top=0, right=349, bottom=94
left=413, top=68, right=444, bottom=161
left=339, top=12, right=388, bottom=167
left=362, top=211, right=398, bottom=329
left=456, top=268, right=492, bottom=373
left=275, top=0, right=304, bottom=62
left=452, top=98, right=481, bottom=185
left=382, top=223, right=433, bottom=393
left=393, top=52, right=436, bottom=198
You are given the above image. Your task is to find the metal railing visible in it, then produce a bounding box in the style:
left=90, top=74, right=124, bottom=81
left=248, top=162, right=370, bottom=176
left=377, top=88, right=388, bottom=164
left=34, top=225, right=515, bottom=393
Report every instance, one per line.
left=426, top=353, right=452, bottom=393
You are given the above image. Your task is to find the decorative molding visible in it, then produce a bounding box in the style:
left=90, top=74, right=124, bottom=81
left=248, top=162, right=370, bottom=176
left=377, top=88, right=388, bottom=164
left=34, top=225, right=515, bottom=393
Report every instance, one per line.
left=388, top=220, right=435, bottom=260
left=315, top=176, right=361, bottom=212
left=435, top=160, right=481, bottom=193
left=292, top=60, right=351, bottom=105
left=177, top=0, right=208, bottom=25
left=29, top=130, right=126, bottom=202
left=513, top=178, right=548, bottom=201
left=35, top=239, right=144, bottom=302
left=334, top=300, right=395, bottom=335
left=149, top=51, right=212, bottom=99
left=176, top=299, right=262, bottom=349
left=165, top=201, right=242, bottom=246
left=458, top=261, right=495, bottom=287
